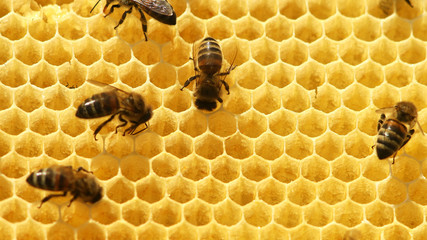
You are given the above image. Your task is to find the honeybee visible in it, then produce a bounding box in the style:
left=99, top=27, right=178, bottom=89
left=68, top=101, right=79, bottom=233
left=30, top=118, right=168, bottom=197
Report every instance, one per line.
left=26, top=166, right=103, bottom=208
left=76, top=80, right=153, bottom=140
left=380, top=0, right=413, bottom=14
left=180, top=37, right=236, bottom=112
left=90, top=0, right=176, bottom=41
left=375, top=101, right=424, bottom=163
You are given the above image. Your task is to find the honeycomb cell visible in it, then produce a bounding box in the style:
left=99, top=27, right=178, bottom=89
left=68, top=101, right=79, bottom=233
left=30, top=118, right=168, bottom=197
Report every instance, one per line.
left=304, top=200, right=332, bottom=227
left=165, top=132, right=193, bottom=158
left=343, top=84, right=370, bottom=111
left=322, top=225, right=351, bottom=240
left=0, top=59, right=28, bottom=88
left=339, top=37, right=368, bottom=66
left=235, top=62, right=265, bottom=89
left=15, top=132, right=43, bottom=157
left=29, top=61, right=57, bottom=89
left=234, top=16, right=264, bottom=41
left=238, top=110, right=267, bottom=138
left=60, top=202, right=90, bottom=227
left=357, top=108, right=379, bottom=136
left=16, top=220, right=45, bottom=240
left=265, top=15, right=292, bottom=42
left=356, top=61, right=383, bottom=89
left=194, top=133, right=223, bottom=159
left=295, top=15, right=323, bottom=43
left=298, top=109, right=327, bottom=137
left=164, top=86, right=192, bottom=113
left=384, top=62, right=412, bottom=88
left=213, top=199, right=242, bottom=226
left=399, top=39, right=426, bottom=64
left=91, top=154, right=119, bottom=180
left=413, top=15, right=427, bottom=41
left=334, top=200, right=363, bottom=227
left=241, top=156, right=269, bottom=182
left=328, top=107, right=356, bottom=135
left=414, top=225, right=427, bottom=240
left=74, top=132, right=103, bottom=158
left=0, top=0, right=11, bottom=18
left=332, top=155, right=360, bottom=182
left=210, top=155, right=239, bottom=183
left=29, top=108, right=57, bottom=135
left=258, top=178, right=286, bottom=205
left=180, top=155, right=209, bottom=181
left=0, top=175, right=13, bottom=200
left=324, top=15, right=352, bottom=41
left=134, top=132, right=163, bottom=158
left=59, top=108, right=86, bottom=137
left=271, top=156, right=299, bottom=183
left=206, top=15, right=233, bottom=40
left=168, top=222, right=198, bottom=240
left=104, top=134, right=134, bottom=158
left=383, top=16, right=411, bottom=42
left=318, top=178, right=346, bottom=205
left=28, top=14, right=56, bottom=42
left=348, top=177, right=376, bottom=204
left=122, top=199, right=149, bottom=226
left=409, top=179, right=427, bottom=205
left=103, top=37, right=131, bottom=66
left=309, top=38, right=338, bottom=64
left=221, top=37, right=251, bottom=67
left=301, top=155, right=330, bottom=182
left=177, top=14, right=205, bottom=43
left=14, top=36, right=42, bottom=65
left=152, top=198, right=181, bottom=227
left=150, top=107, right=178, bottom=137
left=316, top=132, right=344, bottom=160
left=383, top=225, right=410, bottom=240
left=0, top=152, right=28, bottom=179
left=280, top=38, right=308, bottom=66
left=353, top=16, right=381, bottom=42
left=365, top=200, right=393, bottom=227
left=107, top=177, right=134, bottom=204
left=58, top=13, right=85, bottom=40
left=44, top=85, right=72, bottom=110
left=132, top=41, right=161, bottom=66
left=224, top=132, right=253, bottom=159
left=222, top=85, right=252, bottom=114
left=47, top=223, right=74, bottom=240
left=0, top=131, right=12, bottom=157
left=255, top=133, right=284, bottom=160
left=401, top=83, right=427, bottom=111
left=136, top=175, right=165, bottom=203
left=87, top=60, right=118, bottom=84
left=43, top=36, right=72, bottom=66
left=250, top=38, right=279, bottom=66
left=184, top=199, right=212, bottom=226
left=119, top=62, right=146, bottom=88
left=229, top=177, right=258, bottom=206
left=44, top=132, right=74, bottom=160
left=199, top=223, right=229, bottom=240
left=285, top=132, right=313, bottom=159
left=0, top=107, right=27, bottom=135
left=229, top=222, right=258, bottom=240
left=0, top=13, right=27, bottom=40
left=207, top=111, right=236, bottom=137
left=326, top=62, right=354, bottom=90
left=372, top=85, right=400, bottom=110
left=0, top=198, right=27, bottom=223
left=392, top=157, right=420, bottom=182
left=253, top=85, right=281, bottom=115
left=92, top=200, right=120, bottom=225
left=361, top=155, right=389, bottom=181
left=152, top=153, right=178, bottom=178
left=163, top=37, right=191, bottom=67
left=167, top=175, right=195, bottom=203
left=287, top=178, right=316, bottom=206
left=107, top=222, right=136, bottom=240
left=379, top=178, right=407, bottom=204
left=198, top=177, right=226, bottom=204
left=274, top=202, right=302, bottom=228
left=87, top=13, right=115, bottom=41
left=0, top=84, right=12, bottom=110
left=266, top=62, right=293, bottom=89
left=296, top=61, right=326, bottom=92
left=396, top=202, right=423, bottom=228
left=370, top=38, right=397, bottom=65
left=77, top=222, right=106, bottom=240
left=57, top=59, right=86, bottom=88
left=338, top=0, right=365, bottom=17
left=120, top=155, right=150, bottom=182
left=283, top=84, right=311, bottom=113
left=268, top=109, right=296, bottom=137
left=345, top=131, right=373, bottom=159
left=149, top=63, right=176, bottom=89
left=244, top=201, right=272, bottom=227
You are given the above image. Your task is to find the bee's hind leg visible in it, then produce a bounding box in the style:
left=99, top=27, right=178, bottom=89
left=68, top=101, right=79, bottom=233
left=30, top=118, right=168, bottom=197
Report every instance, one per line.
left=114, top=6, right=133, bottom=29
left=116, top=114, right=128, bottom=135
left=181, top=75, right=199, bottom=91
left=136, top=8, right=148, bottom=41
left=38, top=192, right=68, bottom=208
left=104, top=3, right=121, bottom=17
left=93, top=113, right=120, bottom=141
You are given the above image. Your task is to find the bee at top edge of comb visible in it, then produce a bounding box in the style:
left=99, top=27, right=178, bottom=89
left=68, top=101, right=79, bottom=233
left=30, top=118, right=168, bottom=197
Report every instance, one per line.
left=380, top=0, right=413, bottom=14
left=374, top=101, right=424, bottom=164
left=90, top=0, right=176, bottom=41
left=26, top=165, right=103, bottom=208
left=75, top=80, right=153, bottom=141
left=180, top=37, right=237, bottom=112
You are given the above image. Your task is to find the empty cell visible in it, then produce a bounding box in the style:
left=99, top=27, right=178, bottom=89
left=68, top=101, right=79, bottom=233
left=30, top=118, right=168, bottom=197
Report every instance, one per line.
left=327, top=62, right=354, bottom=90
left=139, top=84, right=162, bottom=110
left=163, top=37, right=191, bottom=67
left=280, top=39, right=308, bottom=66
left=332, top=155, right=360, bottom=182
left=180, top=155, right=209, bottom=181
left=265, top=15, right=292, bottom=42
left=266, top=62, right=294, bottom=89
left=295, top=15, right=323, bottom=43
left=303, top=201, right=332, bottom=227
left=44, top=36, right=72, bottom=66
left=338, top=0, right=365, bottom=17
left=92, top=200, right=120, bottom=225
left=60, top=202, right=90, bottom=227
left=15, top=132, right=43, bottom=157
left=296, top=61, right=326, bottom=92
left=235, top=62, right=265, bottom=89
left=309, top=0, right=336, bottom=19
left=244, top=201, right=272, bottom=227
left=316, top=133, right=344, bottom=160
left=197, top=177, right=226, bottom=204
left=318, top=178, right=346, bottom=205
left=149, top=63, right=176, bottom=89
left=189, top=0, right=218, bottom=19
left=274, top=202, right=302, bottom=228
left=241, top=156, right=270, bottom=182
left=353, top=15, right=381, bottom=42
left=282, top=84, right=310, bottom=113
left=107, top=177, right=135, bottom=204
left=370, top=38, right=397, bottom=65
left=150, top=107, right=178, bottom=137
left=16, top=220, right=45, bottom=240
left=355, top=60, right=384, bottom=88
left=29, top=61, right=57, bottom=89
left=87, top=60, right=118, bottom=85
left=396, top=202, right=423, bottom=228
left=334, top=200, right=363, bottom=227
left=396, top=0, right=422, bottom=19
left=228, top=177, right=256, bottom=206
left=77, top=222, right=106, bottom=240
left=28, top=14, right=56, bottom=42
left=135, top=132, right=164, bottom=158
left=58, top=59, right=87, bottom=89
left=0, top=131, right=12, bottom=157
left=408, top=179, right=427, bottom=205
left=122, top=199, right=150, bottom=226
left=413, top=15, right=427, bottom=41
left=349, top=177, right=376, bottom=204
left=74, top=132, right=103, bottom=158
left=234, top=16, right=264, bottom=41
left=260, top=224, right=289, bottom=240
left=59, top=108, right=87, bottom=137
left=372, top=84, right=400, bottom=109
left=107, top=222, right=136, bottom=240
left=0, top=59, right=28, bottom=88
left=119, top=61, right=146, bottom=88
left=168, top=223, right=197, bottom=240
left=401, top=83, right=427, bottom=109
left=0, top=0, right=11, bottom=18
left=47, top=222, right=74, bottom=240
left=214, top=199, right=242, bottom=226
left=211, top=155, right=239, bottom=183
left=328, top=107, right=356, bottom=135
left=0, top=13, right=27, bottom=40
left=104, top=132, right=134, bottom=158
left=415, top=61, right=427, bottom=85
left=287, top=178, right=316, bottom=206
left=339, top=37, right=368, bottom=66
left=0, top=107, right=27, bottom=135
left=178, top=109, right=207, bottom=137
left=136, top=175, right=165, bottom=203
left=253, top=84, right=281, bottom=114
left=383, top=225, right=411, bottom=240
left=279, top=0, right=307, bottom=19
left=324, top=15, right=352, bottom=41
left=195, top=133, right=223, bottom=159
left=365, top=201, right=394, bottom=227
left=132, top=42, right=160, bottom=66
left=378, top=178, right=407, bottom=204
left=137, top=223, right=166, bottom=240
left=271, top=155, right=299, bottom=183
left=357, top=107, right=379, bottom=136
left=301, top=155, right=330, bottom=182
left=73, top=37, right=101, bottom=66
left=223, top=85, right=252, bottom=114
left=206, top=15, right=233, bottom=40
left=399, top=39, right=426, bottom=64
left=14, top=36, right=42, bottom=65
left=224, top=132, right=254, bottom=159
left=269, top=109, right=296, bottom=137
left=258, top=179, right=286, bottom=205
left=87, top=14, right=115, bottom=42
left=184, top=199, right=212, bottom=226
left=220, top=0, right=247, bottom=19
left=0, top=198, right=28, bottom=223
left=120, top=154, right=150, bottom=182
left=361, top=155, right=390, bottom=181
left=44, top=132, right=73, bottom=160
left=91, top=154, right=119, bottom=180
left=383, top=16, right=411, bottom=42
left=255, top=133, right=284, bottom=160
left=322, top=224, right=351, bottom=240
left=208, top=110, right=236, bottom=137
left=167, top=176, right=195, bottom=203
left=310, top=38, right=338, bottom=64
left=58, top=13, right=86, bottom=40
left=152, top=153, right=178, bottom=178
left=392, top=156, right=421, bottom=182
left=114, top=16, right=148, bottom=45
left=285, top=132, right=313, bottom=159
left=44, top=85, right=72, bottom=110
left=385, top=62, right=412, bottom=88
left=103, top=37, right=131, bottom=65
left=0, top=175, right=13, bottom=200
left=343, top=84, right=370, bottom=111
left=164, top=86, right=192, bottom=113
left=0, top=37, right=12, bottom=64
left=298, top=109, right=327, bottom=137
left=248, top=0, right=276, bottom=21
left=222, top=38, right=250, bottom=66
left=164, top=132, right=193, bottom=158
left=0, top=152, right=28, bottom=178
left=345, top=131, right=374, bottom=158
left=178, top=14, right=205, bottom=43
left=251, top=37, right=279, bottom=66
left=238, top=109, right=267, bottom=138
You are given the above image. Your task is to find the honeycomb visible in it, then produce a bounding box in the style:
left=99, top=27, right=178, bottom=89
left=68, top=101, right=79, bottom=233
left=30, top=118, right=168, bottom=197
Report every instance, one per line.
left=1, top=0, right=427, bottom=239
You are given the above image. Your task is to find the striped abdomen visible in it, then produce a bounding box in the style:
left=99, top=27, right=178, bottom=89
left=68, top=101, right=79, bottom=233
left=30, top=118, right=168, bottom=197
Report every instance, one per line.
left=197, top=37, right=222, bottom=75
left=26, top=167, right=73, bottom=191
left=76, top=92, right=119, bottom=119
left=376, top=119, right=407, bottom=159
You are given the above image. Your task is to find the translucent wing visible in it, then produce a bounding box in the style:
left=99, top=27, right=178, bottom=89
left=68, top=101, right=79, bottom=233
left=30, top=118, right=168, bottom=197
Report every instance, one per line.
left=87, top=80, right=135, bottom=110
left=375, top=106, right=395, bottom=115
left=133, top=0, right=174, bottom=16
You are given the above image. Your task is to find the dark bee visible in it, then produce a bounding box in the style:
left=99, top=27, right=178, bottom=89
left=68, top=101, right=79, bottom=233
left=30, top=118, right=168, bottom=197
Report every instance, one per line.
left=180, top=37, right=236, bottom=112
left=26, top=166, right=103, bottom=208
left=76, top=80, right=153, bottom=140
left=375, top=101, right=424, bottom=163
left=380, top=0, right=413, bottom=14
left=90, top=0, right=176, bottom=41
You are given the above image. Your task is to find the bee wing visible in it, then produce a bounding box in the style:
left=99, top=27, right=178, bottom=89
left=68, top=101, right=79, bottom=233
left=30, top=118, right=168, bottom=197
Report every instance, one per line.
left=87, top=80, right=137, bottom=110
left=375, top=107, right=395, bottom=114
left=133, top=0, right=174, bottom=16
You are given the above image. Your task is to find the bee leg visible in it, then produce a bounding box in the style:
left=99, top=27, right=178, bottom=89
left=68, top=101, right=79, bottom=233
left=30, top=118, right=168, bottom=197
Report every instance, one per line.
left=181, top=75, right=199, bottom=91
left=76, top=167, right=93, bottom=174
left=136, top=7, right=148, bottom=41
left=38, top=192, right=68, bottom=208
left=405, top=0, right=414, bottom=7
left=104, top=3, right=121, bottom=18
left=392, top=129, right=415, bottom=164
left=67, top=194, right=79, bottom=207
left=221, top=80, right=230, bottom=95
left=93, top=113, right=119, bottom=141
left=377, top=114, right=385, bottom=131
left=129, top=122, right=148, bottom=135
left=217, top=97, right=223, bottom=103
left=114, top=6, right=133, bottom=29
left=116, top=114, right=128, bottom=135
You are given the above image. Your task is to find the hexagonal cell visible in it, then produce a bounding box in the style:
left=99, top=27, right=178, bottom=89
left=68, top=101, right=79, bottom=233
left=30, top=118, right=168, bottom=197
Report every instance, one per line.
left=325, top=62, right=354, bottom=90
left=0, top=107, right=27, bottom=135
left=151, top=198, right=181, bottom=227
left=209, top=155, right=238, bottom=183
left=338, top=0, right=365, bottom=17
left=316, top=132, right=344, bottom=160
left=280, top=38, right=308, bottom=66
left=287, top=178, right=316, bottom=206
left=150, top=107, right=178, bottom=137
left=413, top=15, right=427, bottom=41
left=111, top=15, right=145, bottom=45
left=372, top=85, right=400, bottom=111
left=331, top=155, right=361, bottom=182
left=14, top=36, right=42, bottom=65
left=151, top=153, right=178, bottom=178
left=164, top=132, right=193, bottom=158
left=168, top=222, right=198, bottom=240
left=87, top=60, right=118, bottom=84
left=282, top=84, right=310, bottom=113
left=29, top=108, right=57, bottom=135
left=205, top=15, right=233, bottom=40
left=235, top=62, right=265, bottom=90
left=60, top=201, right=90, bottom=227
left=15, top=132, right=43, bottom=157
left=401, top=83, right=427, bottom=111
left=399, top=39, right=426, bottom=64
left=136, top=222, right=167, bottom=240
left=91, top=200, right=120, bottom=225
left=106, top=177, right=135, bottom=204
left=44, top=132, right=74, bottom=160
left=16, top=220, right=45, bottom=240
left=357, top=107, right=379, bottom=136
left=285, top=132, right=313, bottom=160
left=311, top=84, right=341, bottom=113
left=164, top=37, right=191, bottom=67
left=221, top=37, right=250, bottom=67
left=365, top=200, right=394, bottom=227
left=274, top=202, right=302, bottom=228
left=120, top=154, right=150, bottom=182
left=0, top=198, right=28, bottom=223
left=0, top=131, right=12, bottom=157
left=295, top=15, right=323, bottom=43
left=183, top=199, right=212, bottom=226
left=229, top=177, right=258, bottom=206
left=103, top=37, right=131, bottom=66
left=266, top=62, right=293, bottom=89
left=133, top=133, right=162, bottom=159
left=194, top=133, right=223, bottom=160
left=409, top=179, right=427, bottom=205
left=243, top=201, right=272, bottom=227
left=57, top=59, right=87, bottom=89
left=345, top=131, right=373, bottom=159
left=74, top=131, right=103, bottom=157
left=318, top=178, right=346, bottom=205
left=180, top=155, right=209, bottom=181
left=247, top=0, right=276, bottom=21
left=339, top=37, right=368, bottom=66
left=328, top=107, right=356, bottom=135
left=234, top=16, right=264, bottom=41
left=28, top=12, right=56, bottom=42
left=57, top=12, right=85, bottom=40
left=384, top=62, right=412, bottom=88
left=256, top=133, right=285, bottom=160
left=29, top=61, right=57, bottom=89
left=378, top=178, right=407, bottom=204
left=222, top=85, right=252, bottom=114
left=334, top=200, right=363, bottom=227
left=265, top=15, right=292, bottom=42
left=250, top=37, right=279, bottom=66
left=0, top=84, right=12, bottom=111
left=348, top=177, right=376, bottom=204
left=370, top=37, right=397, bottom=65
left=0, top=175, right=13, bottom=201
left=229, top=223, right=260, bottom=240
left=391, top=157, right=421, bottom=182
left=0, top=152, right=28, bottom=179
left=253, top=84, right=281, bottom=114
left=197, top=177, right=226, bottom=204
left=122, top=199, right=150, bottom=226
left=77, top=222, right=106, bottom=240
left=91, top=154, right=119, bottom=180
left=309, top=38, right=338, bottom=64
left=104, top=133, right=134, bottom=158
left=47, top=222, right=75, bottom=240
left=298, top=109, right=327, bottom=138
left=164, top=86, right=192, bottom=113
left=132, top=40, right=161, bottom=65
left=271, top=155, right=299, bottom=183
left=188, top=0, right=218, bottom=19
left=304, top=200, right=332, bottom=227
left=397, top=202, right=424, bottom=229
left=238, top=110, right=267, bottom=138
left=355, top=60, right=384, bottom=88
left=177, top=14, right=204, bottom=43
left=0, top=13, right=27, bottom=40
left=383, top=16, right=411, bottom=42
left=107, top=222, right=136, bottom=240
left=167, top=176, right=195, bottom=204
left=324, top=14, right=352, bottom=41
left=240, top=156, right=268, bottom=182
left=198, top=223, right=229, bottom=240
left=206, top=110, right=235, bottom=137
left=268, top=109, right=296, bottom=137
left=255, top=180, right=284, bottom=210
left=119, top=61, right=146, bottom=88
left=361, top=155, right=389, bottom=182
left=301, top=155, right=330, bottom=182
left=212, top=199, right=241, bottom=227
left=296, top=61, right=326, bottom=93
left=59, top=108, right=86, bottom=136
left=343, top=84, right=370, bottom=111
left=149, top=63, right=176, bottom=89
left=43, top=36, right=72, bottom=66
left=353, top=15, right=381, bottom=42
left=383, top=225, right=411, bottom=240
left=136, top=175, right=165, bottom=203
left=224, top=132, right=253, bottom=159
left=0, top=59, right=28, bottom=88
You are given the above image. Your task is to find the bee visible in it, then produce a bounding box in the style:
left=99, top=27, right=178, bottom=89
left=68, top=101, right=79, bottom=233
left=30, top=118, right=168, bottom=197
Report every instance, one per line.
left=76, top=80, right=153, bottom=141
left=90, top=0, right=176, bottom=41
left=375, top=101, right=424, bottom=163
left=26, top=166, right=103, bottom=208
left=180, top=37, right=236, bottom=112
left=380, top=0, right=413, bottom=14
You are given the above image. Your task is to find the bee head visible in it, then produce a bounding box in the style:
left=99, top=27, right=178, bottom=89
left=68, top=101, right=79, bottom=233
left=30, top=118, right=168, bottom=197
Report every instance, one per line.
left=395, top=101, right=417, bottom=124
left=90, top=187, right=103, bottom=203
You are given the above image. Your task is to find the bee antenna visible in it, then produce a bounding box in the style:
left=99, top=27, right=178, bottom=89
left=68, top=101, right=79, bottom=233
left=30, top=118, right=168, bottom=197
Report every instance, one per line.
left=416, top=120, right=425, bottom=136
left=90, top=0, right=101, bottom=13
